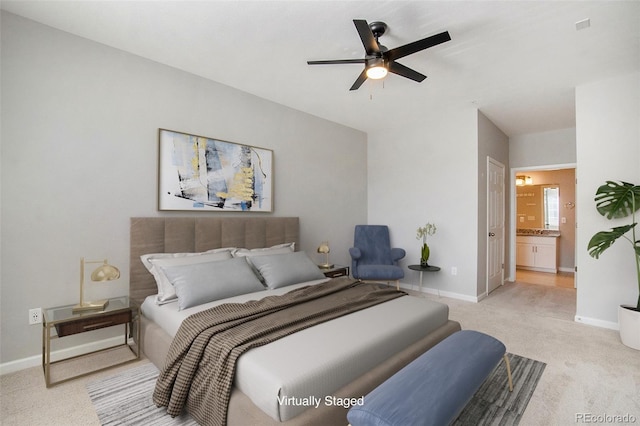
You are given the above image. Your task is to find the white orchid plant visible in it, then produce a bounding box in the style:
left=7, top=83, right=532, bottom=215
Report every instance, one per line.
left=416, top=223, right=437, bottom=264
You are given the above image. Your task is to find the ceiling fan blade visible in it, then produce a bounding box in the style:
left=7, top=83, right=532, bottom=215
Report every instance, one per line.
left=307, top=59, right=366, bottom=65
left=353, top=19, right=380, bottom=56
left=386, top=31, right=451, bottom=62
left=388, top=61, right=427, bottom=82
left=349, top=69, right=368, bottom=91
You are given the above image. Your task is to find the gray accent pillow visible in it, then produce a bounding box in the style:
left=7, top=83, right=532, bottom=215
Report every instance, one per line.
left=232, top=242, right=296, bottom=283
left=249, top=251, right=326, bottom=289
left=142, top=248, right=235, bottom=304
left=160, top=257, right=264, bottom=310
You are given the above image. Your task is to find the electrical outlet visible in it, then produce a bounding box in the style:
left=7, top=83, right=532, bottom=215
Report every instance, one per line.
left=451, top=267, right=458, bottom=276
left=29, top=308, right=42, bottom=325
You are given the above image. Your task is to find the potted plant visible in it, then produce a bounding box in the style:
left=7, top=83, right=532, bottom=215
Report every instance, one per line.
left=588, top=180, right=640, bottom=350
left=416, top=223, right=437, bottom=267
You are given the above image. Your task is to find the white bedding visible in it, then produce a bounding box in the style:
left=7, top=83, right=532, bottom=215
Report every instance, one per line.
left=141, top=280, right=450, bottom=422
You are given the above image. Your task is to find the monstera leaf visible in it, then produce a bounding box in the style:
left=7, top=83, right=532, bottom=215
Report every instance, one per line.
left=589, top=180, right=640, bottom=310
left=595, top=181, right=640, bottom=219
left=588, top=224, right=636, bottom=259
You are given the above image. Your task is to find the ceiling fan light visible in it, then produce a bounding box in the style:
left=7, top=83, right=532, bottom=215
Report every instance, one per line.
left=366, top=65, right=388, bottom=80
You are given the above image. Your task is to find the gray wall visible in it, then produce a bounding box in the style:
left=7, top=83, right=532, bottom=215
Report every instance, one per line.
left=0, top=12, right=367, bottom=365
left=367, top=108, right=509, bottom=302
left=367, top=105, right=480, bottom=300
left=575, top=72, right=640, bottom=328
left=510, top=128, right=577, bottom=168
left=477, top=111, right=510, bottom=297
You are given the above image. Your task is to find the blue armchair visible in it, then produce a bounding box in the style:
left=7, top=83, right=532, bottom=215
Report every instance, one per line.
left=349, top=225, right=406, bottom=290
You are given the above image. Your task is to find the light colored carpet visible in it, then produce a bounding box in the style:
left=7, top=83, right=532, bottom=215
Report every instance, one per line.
left=2, top=280, right=639, bottom=425
left=424, top=282, right=640, bottom=425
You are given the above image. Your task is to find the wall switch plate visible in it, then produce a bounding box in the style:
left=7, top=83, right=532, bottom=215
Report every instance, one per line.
left=29, top=308, right=42, bottom=325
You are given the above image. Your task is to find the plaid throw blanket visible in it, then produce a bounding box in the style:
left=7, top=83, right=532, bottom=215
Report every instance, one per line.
left=153, top=277, right=405, bottom=426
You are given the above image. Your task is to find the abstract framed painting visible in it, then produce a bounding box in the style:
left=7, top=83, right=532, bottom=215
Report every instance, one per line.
left=158, top=129, right=273, bottom=212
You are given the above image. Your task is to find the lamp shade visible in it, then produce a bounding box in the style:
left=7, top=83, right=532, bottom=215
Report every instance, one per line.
left=73, top=258, right=120, bottom=313
left=317, top=242, right=330, bottom=254
left=91, top=263, right=120, bottom=281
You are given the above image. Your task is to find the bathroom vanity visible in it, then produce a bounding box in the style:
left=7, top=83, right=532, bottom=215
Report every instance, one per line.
left=516, top=231, right=559, bottom=273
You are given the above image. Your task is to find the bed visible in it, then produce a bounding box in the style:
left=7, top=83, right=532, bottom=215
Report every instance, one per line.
left=130, top=217, right=461, bottom=425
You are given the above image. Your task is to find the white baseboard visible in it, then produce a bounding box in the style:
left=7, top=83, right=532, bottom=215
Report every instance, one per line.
left=574, top=315, right=619, bottom=331
left=558, top=267, right=575, bottom=273
left=399, top=282, right=482, bottom=303
left=0, top=336, right=124, bottom=376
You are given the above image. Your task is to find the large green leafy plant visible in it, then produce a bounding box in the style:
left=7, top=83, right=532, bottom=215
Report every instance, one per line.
left=588, top=181, right=640, bottom=310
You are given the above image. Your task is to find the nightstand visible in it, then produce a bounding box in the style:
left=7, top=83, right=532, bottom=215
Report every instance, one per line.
left=321, top=265, right=350, bottom=278
left=42, top=296, right=140, bottom=387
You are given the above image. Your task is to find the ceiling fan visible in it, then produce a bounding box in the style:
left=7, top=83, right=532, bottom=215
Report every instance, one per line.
left=307, top=20, right=451, bottom=91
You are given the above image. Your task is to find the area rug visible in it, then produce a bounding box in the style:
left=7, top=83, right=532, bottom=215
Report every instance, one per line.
left=87, top=363, right=196, bottom=426
left=453, top=353, right=546, bottom=425
left=88, top=353, right=545, bottom=425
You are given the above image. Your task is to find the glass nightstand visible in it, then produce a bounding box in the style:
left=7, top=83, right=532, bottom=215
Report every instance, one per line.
left=42, top=296, right=140, bottom=387
left=321, top=265, right=350, bottom=278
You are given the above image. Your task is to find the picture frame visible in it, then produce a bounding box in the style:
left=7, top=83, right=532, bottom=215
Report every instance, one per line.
left=158, top=129, right=273, bottom=212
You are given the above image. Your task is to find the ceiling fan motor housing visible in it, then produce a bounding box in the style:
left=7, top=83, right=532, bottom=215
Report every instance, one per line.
left=306, top=19, right=451, bottom=90
left=369, top=21, right=388, bottom=38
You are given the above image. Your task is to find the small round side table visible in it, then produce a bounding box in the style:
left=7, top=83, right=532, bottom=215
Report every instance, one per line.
left=408, top=264, right=441, bottom=296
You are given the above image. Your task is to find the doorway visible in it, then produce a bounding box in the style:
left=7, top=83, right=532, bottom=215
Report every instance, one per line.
left=516, top=269, right=575, bottom=288
left=509, top=164, right=577, bottom=289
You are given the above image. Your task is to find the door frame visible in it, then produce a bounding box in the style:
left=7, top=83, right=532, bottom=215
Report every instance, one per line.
left=486, top=157, right=506, bottom=295
left=508, top=162, right=577, bottom=282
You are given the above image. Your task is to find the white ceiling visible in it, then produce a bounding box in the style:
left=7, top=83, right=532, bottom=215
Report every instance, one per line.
left=2, top=1, right=639, bottom=136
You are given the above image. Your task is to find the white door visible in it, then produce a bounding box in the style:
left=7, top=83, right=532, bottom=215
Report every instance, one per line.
left=487, top=158, right=505, bottom=294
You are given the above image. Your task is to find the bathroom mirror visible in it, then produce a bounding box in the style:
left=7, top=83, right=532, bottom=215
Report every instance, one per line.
left=516, top=184, right=559, bottom=230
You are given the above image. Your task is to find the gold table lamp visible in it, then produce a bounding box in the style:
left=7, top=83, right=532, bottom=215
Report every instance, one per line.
left=73, top=258, right=120, bottom=313
left=317, top=241, right=334, bottom=269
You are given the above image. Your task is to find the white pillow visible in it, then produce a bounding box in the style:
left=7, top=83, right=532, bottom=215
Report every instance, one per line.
left=231, top=242, right=295, bottom=259
left=249, top=251, right=326, bottom=289
left=160, top=257, right=265, bottom=310
left=141, top=248, right=234, bottom=304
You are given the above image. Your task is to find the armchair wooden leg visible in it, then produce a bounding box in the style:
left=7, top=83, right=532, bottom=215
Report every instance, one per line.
left=395, top=280, right=400, bottom=291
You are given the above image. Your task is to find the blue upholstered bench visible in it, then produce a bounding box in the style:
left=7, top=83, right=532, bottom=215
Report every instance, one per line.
left=347, top=330, right=513, bottom=426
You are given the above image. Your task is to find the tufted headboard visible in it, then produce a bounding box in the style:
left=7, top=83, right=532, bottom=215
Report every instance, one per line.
left=129, top=217, right=300, bottom=304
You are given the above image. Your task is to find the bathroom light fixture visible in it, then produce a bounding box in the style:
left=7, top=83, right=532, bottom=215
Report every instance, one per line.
left=515, top=175, right=533, bottom=186
left=366, top=58, right=388, bottom=80
left=73, top=258, right=120, bottom=313
left=317, top=241, right=334, bottom=269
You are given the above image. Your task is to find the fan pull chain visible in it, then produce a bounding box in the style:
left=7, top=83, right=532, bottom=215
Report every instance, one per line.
left=369, top=79, right=386, bottom=100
